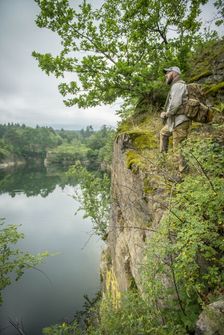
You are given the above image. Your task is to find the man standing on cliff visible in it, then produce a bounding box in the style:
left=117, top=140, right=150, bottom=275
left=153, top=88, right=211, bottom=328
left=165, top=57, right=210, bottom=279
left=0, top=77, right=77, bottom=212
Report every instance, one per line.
left=160, top=66, right=191, bottom=172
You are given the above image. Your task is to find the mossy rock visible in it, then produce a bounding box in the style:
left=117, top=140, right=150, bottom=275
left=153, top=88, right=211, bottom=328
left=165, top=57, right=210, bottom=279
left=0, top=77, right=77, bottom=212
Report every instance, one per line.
left=119, top=129, right=157, bottom=151
left=143, top=176, right=157, bottom=195
left=196, top=300, right=224, bottom=335
left=187, top=38, right=224, bottom=83
left=125, top=150, right=144, bottom=173
left=131, top=131, right=157, bottom=150
left=117, top=118, right=135, bottom=134
left=205, top=81, right=224, bottom=95
left=190, top=70, right=213, bottom=83
left=119, top=116, right=161, bottom=174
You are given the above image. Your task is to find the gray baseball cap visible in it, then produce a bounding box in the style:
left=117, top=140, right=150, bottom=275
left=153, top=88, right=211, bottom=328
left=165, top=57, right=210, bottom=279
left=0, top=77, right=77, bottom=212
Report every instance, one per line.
left=163, top=66, right=181, bottom=74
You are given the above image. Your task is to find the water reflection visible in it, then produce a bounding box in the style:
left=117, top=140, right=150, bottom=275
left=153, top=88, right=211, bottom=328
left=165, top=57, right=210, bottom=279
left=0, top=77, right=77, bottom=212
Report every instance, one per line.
left=0, top=165, right=102, bottom=335
left=0, top=164, right=78, bottom=197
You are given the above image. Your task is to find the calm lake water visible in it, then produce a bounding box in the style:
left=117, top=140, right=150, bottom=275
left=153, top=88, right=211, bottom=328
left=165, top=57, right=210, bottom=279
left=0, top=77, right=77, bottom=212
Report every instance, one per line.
left=0, top=165, right=103, bottom=335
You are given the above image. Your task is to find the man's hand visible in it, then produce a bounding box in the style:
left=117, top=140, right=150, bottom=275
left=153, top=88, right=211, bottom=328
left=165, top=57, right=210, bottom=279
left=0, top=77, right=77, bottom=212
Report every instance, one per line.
left=160, top=112, right=167, bottom=118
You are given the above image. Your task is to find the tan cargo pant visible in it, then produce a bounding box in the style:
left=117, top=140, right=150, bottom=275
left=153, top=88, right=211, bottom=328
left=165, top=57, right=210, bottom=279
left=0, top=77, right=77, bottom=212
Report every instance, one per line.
left=160, top=121, right=191, bottom=172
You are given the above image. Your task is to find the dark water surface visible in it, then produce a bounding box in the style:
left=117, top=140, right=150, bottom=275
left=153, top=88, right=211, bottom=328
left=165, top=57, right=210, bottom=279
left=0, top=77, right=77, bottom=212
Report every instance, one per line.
left=0, top=166, right=102, bottom=335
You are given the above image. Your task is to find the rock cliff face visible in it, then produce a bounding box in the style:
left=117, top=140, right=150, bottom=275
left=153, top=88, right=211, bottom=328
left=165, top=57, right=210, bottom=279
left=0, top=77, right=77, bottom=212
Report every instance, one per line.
left=100, top=39, right=224, bottom=333
left=195, top=300, right=224, bottom=335
left=101, top=132, right=162, bottom=295
left=188, top=39, right=224, bottom=105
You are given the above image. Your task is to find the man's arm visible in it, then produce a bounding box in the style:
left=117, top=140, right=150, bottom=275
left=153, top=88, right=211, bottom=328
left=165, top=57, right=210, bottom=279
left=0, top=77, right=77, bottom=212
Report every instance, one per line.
left=165, top=83, right=186, bottom=117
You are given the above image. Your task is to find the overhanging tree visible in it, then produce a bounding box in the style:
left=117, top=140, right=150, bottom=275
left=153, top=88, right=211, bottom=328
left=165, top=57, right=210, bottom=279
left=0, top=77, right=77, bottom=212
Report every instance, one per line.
left=33, top=0, right=210, bottom=115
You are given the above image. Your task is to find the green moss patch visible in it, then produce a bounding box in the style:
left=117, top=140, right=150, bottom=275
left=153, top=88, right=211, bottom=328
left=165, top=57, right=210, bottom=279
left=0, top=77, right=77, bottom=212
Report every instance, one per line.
left=118, top=114, right=161, bottom=175
left=186, top=38, right=224, bottom=82
left=205, top=81, right=224, bottom=94
left=129, top=130, right=157, bottom=150
left=118, top=127, right=158, bottom=152
left=189, top=70, right=212, bottom=83
left=125, top=150, right=144, bottom=173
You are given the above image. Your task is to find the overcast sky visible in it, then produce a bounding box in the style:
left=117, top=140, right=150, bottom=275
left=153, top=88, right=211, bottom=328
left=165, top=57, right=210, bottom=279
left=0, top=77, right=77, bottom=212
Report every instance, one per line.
left=0, top=0, right=120, bottom=130
left=0, top=0, right=222, bottom=130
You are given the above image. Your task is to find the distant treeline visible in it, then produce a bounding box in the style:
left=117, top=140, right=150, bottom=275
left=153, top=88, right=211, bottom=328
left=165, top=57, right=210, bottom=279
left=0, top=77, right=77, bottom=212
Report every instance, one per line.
left=0, top=123, right=115, bottom=169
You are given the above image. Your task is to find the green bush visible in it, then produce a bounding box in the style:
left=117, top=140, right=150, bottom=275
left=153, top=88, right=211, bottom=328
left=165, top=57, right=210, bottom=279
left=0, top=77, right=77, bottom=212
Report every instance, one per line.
left=68, top=162, right=111, bottom=238
left=142, top=138, right=224, bottom=333
left=0, top=219, right=49, bottom=304
left=42, top=320, right=82, bottom=335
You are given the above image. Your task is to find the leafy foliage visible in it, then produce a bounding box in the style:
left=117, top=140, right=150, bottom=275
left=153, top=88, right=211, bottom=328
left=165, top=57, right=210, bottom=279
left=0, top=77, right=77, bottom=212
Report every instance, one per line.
left=47, top=141, right=89, bottom=166
left=42, top=320, right=82, bottom=335
left=62, top=127, right=114, bottom=238
left=68, top=163, right=111, bottom=238
left=85, top=126, right=115, bottom=169
left=33, top=0, right=215, bottom=115
left=42, top=289, right=186, bottom=335
left=214, top=0, right=224, bottom=26
left=0, top=219, right=49, bottom=304
left=82, top=289, right=189, bottom=335
left=141, top=138, right=224, bottom=332
left=42, top=293, right=101, bottom=335
left=99, top=291, right=167, bottom=335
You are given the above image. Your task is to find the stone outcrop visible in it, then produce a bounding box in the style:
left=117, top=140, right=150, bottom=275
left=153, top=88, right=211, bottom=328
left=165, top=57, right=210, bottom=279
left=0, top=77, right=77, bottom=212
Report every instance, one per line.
left=100, top=123, right=167, bottom=298
left=195, top=300, right=224, bottom=335
left=188, top=38, right=224, bottom=104
left=106, top=133, right=150, bottom=292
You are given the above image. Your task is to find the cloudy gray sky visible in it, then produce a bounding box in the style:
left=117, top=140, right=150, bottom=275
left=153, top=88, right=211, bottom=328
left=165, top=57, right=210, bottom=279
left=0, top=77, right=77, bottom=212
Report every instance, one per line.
left=0, top=0, right=119, bottom=129
left=0, top=0, right=222, bottom=130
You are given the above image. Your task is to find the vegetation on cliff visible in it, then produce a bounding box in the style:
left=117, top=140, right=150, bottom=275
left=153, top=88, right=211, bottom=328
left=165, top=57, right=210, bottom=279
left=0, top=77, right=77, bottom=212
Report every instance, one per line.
left=142, top=135, right=224, bottom=333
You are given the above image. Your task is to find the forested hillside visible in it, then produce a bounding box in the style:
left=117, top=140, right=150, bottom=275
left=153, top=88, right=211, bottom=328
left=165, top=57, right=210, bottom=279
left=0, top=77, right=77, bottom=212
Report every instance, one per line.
left=0, top=123, right=114, bottom=170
